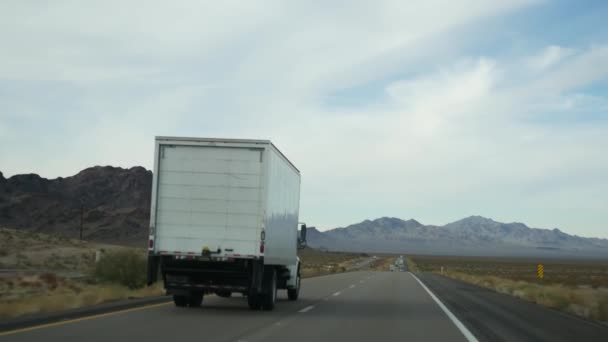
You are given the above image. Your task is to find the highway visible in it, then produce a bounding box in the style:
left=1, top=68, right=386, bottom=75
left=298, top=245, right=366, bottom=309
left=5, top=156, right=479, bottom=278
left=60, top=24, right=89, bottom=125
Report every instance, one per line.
left=2, top=270, right=607, bottom=341
left=1, top=271, right=468, bottom=342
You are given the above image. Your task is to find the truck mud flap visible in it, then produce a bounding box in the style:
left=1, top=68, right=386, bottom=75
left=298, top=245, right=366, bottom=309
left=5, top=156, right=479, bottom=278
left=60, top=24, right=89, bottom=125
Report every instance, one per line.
left=147, top=255, right=160, bottom=285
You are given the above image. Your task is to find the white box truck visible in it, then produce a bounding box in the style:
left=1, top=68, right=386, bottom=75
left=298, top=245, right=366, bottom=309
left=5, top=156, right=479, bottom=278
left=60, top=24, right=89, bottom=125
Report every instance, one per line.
left=146, top=137, right=307, bottom=311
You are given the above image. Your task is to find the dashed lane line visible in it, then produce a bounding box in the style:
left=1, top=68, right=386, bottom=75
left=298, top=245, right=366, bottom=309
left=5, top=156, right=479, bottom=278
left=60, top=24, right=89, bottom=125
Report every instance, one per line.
left=298, top=305, right=315, bottom=313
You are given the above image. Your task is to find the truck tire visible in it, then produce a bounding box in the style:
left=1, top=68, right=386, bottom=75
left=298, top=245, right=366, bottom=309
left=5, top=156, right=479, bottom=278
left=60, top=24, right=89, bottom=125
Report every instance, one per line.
left=287, top=274, right=300, bottom=301
left=188, top=292, right=203, bottom=307
left=173, top=295, right=188, bottom=307
left=247, top=292, right=262, bottom=310
left=262, top=268, right=277, bottom=311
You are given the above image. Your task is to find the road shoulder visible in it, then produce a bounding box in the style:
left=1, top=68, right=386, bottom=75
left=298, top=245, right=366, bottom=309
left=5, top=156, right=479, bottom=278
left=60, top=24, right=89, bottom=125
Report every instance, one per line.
left=416, top=273, right=608, bottom=342
left=0, top=296, right=171, bottom=333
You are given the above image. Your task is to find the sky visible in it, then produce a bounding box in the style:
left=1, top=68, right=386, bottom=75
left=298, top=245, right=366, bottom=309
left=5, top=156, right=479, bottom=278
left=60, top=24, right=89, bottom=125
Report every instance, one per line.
left=1, top=1, right=607, bottom=238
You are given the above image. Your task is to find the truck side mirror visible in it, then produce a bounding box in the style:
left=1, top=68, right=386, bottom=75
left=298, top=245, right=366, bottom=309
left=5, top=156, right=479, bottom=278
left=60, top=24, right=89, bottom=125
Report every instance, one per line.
left=300, top=224, right=307, bottom=242
left=298, top=223, right=307, bottom=249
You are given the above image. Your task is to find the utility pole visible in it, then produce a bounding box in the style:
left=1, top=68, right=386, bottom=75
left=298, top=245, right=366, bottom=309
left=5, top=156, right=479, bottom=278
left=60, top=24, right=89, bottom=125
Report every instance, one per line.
left=79, top=199, right=84, bottom=241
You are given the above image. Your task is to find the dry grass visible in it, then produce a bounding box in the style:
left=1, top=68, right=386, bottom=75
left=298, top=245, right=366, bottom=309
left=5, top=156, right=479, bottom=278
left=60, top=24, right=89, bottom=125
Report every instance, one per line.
left=405, top=256, right=420, bottom=272
left=0, top=228, right=133, bottom=273
left=298, top=248, right=366, bottom=278
left=93, top=249, right=147, bottom=289
left=0, top=273, right=164, bottom=318
left=442, top=271, right=608, bottom=322
left=409, top=254, right=608, bottom=288
left=0, top=228, right=156, bottom=319
left=409, top=255, right=608, bottom=323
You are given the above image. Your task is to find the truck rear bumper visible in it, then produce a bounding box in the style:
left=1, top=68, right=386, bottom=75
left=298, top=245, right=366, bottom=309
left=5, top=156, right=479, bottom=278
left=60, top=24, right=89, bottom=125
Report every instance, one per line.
left=166, top=283, right=248, bottom=293
left=161, top=257, right=263, bottom=295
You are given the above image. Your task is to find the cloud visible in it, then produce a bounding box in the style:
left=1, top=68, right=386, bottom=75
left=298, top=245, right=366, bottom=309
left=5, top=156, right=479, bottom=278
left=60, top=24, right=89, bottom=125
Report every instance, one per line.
left=527, top=45, right=576, bottom=70
left=383, top=58, right=499, bottom=136
left=285, top=44, right=608, bottom=236
left=1, top=0, right=607, bottom=238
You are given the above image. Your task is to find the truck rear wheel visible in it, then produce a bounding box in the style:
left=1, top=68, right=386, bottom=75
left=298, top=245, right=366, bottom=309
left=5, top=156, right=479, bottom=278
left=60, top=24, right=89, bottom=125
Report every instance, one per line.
left=173, top=295, right=188, bottom=307
left=248, top=292, right=262, bottom=310
left=188, top=292, right=203, bottom=307
left=287, top=274, right=300, bottom=301
left=262, top=268, right=277, bottom=311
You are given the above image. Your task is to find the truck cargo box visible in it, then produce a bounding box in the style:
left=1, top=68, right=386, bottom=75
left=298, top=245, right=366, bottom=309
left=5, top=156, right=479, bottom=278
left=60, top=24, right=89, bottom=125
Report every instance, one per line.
left=149, top=137, right=301, bottom=266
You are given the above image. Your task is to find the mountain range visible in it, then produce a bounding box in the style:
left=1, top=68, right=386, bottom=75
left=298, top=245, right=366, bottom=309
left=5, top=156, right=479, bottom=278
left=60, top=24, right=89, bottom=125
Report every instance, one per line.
left=1, top=166, right=607, bottom=257
left=308, top=216, right=608, bottom=258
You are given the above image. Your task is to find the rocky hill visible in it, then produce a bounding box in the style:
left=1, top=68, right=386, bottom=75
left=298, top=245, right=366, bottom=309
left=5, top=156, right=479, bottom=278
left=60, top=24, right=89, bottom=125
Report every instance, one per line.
left=308, top=216, right=608, bottom=258
left=2, top=167, right=607, bottom=257
left=0, top=166, right=151, bottom=245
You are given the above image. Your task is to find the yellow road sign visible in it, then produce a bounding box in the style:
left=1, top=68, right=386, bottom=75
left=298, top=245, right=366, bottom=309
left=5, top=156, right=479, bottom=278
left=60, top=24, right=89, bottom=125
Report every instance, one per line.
left=538, top=263, right=544, bottom=279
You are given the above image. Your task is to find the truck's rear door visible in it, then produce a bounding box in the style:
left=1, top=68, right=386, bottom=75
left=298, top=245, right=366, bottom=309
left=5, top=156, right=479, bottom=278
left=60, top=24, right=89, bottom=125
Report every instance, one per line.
left=154, top=144, right=264, bottom=256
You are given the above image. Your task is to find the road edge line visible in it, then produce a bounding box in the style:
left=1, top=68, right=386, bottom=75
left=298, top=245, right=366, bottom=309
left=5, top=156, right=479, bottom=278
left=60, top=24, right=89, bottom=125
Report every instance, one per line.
left=0, top=301, right=172, bottom=337
left=409, top=272, right=479, bottom=342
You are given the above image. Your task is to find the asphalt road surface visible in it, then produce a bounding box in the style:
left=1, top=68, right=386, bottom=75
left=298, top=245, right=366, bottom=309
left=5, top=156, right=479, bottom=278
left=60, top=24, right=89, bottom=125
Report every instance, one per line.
left=1, top=271, right=468, bottom=342
left=2, top=270, right=607, bottom=341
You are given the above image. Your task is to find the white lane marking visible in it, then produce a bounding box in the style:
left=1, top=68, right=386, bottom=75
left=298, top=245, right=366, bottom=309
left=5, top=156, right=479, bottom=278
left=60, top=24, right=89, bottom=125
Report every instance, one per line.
left=332, top=291, right=341, bottom=296
left=349, top=284, right=356, bottom=288
left=409, top=272, right=479, bottom=342
left=299, top=305, right=315, bottom=313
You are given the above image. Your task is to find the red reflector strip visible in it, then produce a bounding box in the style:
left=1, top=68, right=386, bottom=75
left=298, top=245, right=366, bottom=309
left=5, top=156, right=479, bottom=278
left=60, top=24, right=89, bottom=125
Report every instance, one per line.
left=260, top=244, right=265, bottom=253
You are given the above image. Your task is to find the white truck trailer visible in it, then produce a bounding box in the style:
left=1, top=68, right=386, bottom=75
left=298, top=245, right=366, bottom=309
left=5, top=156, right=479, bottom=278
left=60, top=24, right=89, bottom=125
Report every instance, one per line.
left=146, top=137, right=307, bottom=311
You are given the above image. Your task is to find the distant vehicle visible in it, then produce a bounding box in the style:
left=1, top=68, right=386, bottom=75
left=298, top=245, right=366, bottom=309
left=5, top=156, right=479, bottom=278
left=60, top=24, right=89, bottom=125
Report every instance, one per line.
left=146, top=137, right=306, bottom=311
left=396, top=256, right=404, bottom=267
left=389, top=265, right=396, bottom=272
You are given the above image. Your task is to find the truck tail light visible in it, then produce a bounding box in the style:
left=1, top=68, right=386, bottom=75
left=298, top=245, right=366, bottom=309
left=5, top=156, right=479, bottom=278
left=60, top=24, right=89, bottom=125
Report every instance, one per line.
left=260, top=243, right=265, bottom=253
left=149, top=238, right=154, bottom=249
